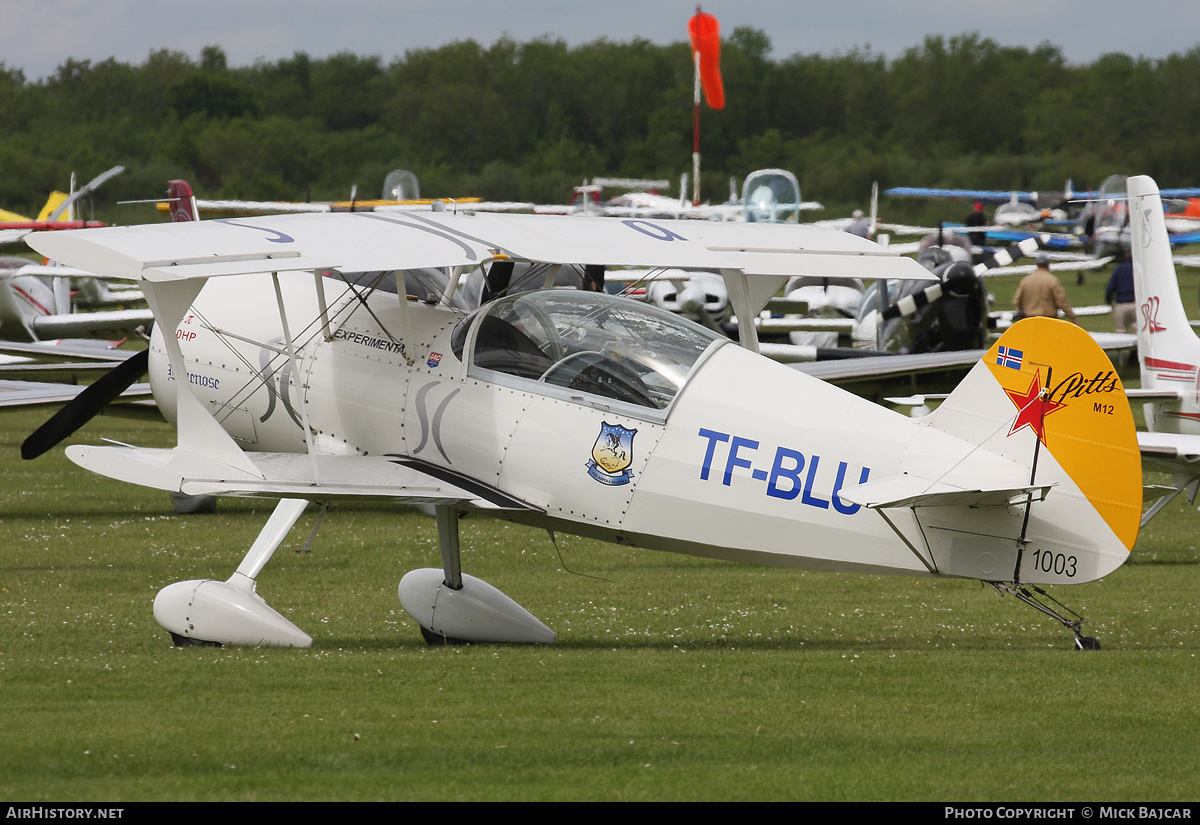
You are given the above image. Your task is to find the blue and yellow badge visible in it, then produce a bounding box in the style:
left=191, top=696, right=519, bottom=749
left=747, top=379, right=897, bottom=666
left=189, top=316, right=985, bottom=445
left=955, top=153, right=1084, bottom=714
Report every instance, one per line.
left=587, top=422, right=637, bottom=486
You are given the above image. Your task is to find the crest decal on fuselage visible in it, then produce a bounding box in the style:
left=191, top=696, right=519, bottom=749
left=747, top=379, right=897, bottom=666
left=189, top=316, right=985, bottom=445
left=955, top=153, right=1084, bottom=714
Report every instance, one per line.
left=587, top=422, right=637, bottom=486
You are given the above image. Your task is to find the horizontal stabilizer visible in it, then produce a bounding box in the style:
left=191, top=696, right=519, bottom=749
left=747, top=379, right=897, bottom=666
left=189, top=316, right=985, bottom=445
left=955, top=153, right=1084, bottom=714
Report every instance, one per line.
left=839, top=473, right=1055, bottom=509
left=1126, top=387, right=1184, bottom=402
left=1138, top=431, right=1200, bottom=462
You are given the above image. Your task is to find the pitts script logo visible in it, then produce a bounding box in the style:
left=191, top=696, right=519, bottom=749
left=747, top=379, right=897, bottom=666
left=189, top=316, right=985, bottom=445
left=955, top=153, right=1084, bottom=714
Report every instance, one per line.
left=587, top=422, right=637, bottom=486
left=1004, top=369, right=1119, bottom=445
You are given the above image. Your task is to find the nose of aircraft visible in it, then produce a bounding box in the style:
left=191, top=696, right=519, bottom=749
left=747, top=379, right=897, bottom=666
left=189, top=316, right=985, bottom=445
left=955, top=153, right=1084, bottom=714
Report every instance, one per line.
left=941, top=261, right=979, bottom=298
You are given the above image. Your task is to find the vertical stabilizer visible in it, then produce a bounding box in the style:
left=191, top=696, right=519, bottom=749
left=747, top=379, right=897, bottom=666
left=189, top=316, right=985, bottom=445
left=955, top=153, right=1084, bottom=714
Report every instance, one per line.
left=167, top=180, right=199, bottom=222
left=1128, top=175, right=1200, bottom=434
left=929, top=316, right=1141, bottom=555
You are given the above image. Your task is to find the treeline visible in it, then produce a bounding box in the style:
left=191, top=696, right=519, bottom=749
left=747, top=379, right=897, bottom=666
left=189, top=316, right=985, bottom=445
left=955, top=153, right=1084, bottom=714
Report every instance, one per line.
left=2, top=30, right=1199, bottom=224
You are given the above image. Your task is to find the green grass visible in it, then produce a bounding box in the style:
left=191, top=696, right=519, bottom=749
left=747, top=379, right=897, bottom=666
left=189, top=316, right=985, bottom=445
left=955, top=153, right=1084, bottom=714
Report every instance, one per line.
left=4, top=282, right=1200, bottom=801
left=2, top=405, right=1200, bottom=802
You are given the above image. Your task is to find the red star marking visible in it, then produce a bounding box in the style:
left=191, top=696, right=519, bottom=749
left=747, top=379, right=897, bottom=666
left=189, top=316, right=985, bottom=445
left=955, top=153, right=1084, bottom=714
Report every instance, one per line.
left=1004, top=371, right=1065, bottom=445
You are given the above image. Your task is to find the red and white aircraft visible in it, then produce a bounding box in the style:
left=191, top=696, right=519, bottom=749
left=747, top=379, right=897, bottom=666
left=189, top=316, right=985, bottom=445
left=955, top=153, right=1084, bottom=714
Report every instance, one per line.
left=1123, top=175, right=1200, bottom=524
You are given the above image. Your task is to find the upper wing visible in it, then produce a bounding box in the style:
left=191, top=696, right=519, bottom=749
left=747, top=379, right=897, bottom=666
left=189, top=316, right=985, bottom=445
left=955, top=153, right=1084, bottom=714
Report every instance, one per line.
left=884, top=187, right=1036, bottom=203
left=980, top=229, right=1081, bottom=249
left=28, top=210, right=935, bottom=285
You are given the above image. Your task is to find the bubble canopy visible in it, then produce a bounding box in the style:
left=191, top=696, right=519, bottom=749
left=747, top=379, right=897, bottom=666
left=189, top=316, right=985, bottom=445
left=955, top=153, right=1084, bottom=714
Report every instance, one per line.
left=453, top=290, right=726, bottom=415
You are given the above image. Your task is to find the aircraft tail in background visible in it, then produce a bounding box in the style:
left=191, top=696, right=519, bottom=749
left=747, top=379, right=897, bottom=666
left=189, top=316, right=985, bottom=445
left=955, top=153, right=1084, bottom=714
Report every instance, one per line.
left=167, top=180, right=199, bottom=222
left=1128, top=175, right=1200, bottom=436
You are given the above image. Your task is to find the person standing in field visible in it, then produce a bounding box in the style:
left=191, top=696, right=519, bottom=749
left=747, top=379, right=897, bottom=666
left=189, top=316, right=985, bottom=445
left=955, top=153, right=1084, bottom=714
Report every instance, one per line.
left=1014, top=255, right=1076, bottom=323
left=1105, top=249, right=1136, bottom=334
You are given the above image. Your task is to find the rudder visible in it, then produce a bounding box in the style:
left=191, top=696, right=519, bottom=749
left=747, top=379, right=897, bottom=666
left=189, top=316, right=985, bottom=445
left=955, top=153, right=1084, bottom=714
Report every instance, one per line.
left=167, top=180, right=198, bottom=222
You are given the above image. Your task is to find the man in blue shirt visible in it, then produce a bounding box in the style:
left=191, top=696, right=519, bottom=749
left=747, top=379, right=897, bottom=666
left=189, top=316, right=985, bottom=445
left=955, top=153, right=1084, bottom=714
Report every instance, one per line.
left=1106, top=250, right=1136, bottom=333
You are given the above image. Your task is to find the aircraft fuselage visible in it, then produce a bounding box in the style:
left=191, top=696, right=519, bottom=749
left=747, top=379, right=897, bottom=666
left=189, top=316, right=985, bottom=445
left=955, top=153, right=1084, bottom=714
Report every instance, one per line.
left=148, top=273, right=1127, bottom=585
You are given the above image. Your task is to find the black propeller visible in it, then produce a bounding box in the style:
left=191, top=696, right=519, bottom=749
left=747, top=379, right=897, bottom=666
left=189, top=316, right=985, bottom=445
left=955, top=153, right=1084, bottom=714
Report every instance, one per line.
left=22, top=348, right=150, bottom=460
left=881, top=236, right=1047, bottom=323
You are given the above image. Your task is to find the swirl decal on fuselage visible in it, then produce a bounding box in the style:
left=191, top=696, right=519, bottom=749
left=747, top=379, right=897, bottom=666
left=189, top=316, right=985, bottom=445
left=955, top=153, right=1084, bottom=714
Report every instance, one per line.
left=412, top=381, right=460, bottom=464
left=258, top=337, right=303, bottom=428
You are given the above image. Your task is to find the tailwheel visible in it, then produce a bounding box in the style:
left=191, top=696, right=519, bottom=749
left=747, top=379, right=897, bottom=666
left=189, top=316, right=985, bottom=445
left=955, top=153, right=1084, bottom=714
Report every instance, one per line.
left=989, top=581, right=1100, bottom=651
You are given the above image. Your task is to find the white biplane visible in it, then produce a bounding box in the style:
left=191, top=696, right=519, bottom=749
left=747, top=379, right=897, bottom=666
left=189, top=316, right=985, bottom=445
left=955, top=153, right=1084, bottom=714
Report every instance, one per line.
left=26, top=211, right=1142, bottom=650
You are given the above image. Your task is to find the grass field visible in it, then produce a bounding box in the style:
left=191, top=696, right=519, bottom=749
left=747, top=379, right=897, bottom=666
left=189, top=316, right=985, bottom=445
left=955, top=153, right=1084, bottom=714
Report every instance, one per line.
left=2, top=267, right=1200, bottom=801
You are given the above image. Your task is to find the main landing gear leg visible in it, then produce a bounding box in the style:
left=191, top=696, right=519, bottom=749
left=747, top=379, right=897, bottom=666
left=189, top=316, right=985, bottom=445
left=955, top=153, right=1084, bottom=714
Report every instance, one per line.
left=436, top=503, right=463, bottom=591
left=397, top=504, right=556, bottom=645
left=990, top=582, right=1100, bottom=650
left=153, top=498, right=315, bottom=647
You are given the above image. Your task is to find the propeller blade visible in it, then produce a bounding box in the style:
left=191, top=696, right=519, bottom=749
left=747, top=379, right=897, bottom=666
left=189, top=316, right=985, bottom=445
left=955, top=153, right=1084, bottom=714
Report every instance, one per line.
left=869, top=181, right=878, bottom=237
left=881, top=282, right=943, bottom=321
left=21, top=348, right=149, bottom=460
left=973, top=235, right=1047, bottom=276
left=47, top=166, right=126, bottom=222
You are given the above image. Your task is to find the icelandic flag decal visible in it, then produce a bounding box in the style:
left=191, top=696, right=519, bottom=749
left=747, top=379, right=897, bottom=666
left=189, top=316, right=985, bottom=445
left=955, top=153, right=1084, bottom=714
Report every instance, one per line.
left=997, top=346, right=1024, bottom=370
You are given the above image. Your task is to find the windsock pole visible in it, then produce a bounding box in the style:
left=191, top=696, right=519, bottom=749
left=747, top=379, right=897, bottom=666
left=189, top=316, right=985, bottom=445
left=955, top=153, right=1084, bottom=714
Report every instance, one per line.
left=693, top=50, right=702, bottom=205
left=688, top=7, right=723, bottom=207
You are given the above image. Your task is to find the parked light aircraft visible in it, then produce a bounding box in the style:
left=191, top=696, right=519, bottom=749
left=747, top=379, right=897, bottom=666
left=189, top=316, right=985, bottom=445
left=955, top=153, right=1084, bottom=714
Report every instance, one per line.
left=783, top=235, right=1084, bottom=354
left=1121, top=175, right=1200, bottom=525
left=0, top=166, right=124, bottom=246
left=537, top=170, right=821, bottom=223
left=0, top=166, right=152, bottom=343
left=25, top=211, right=1142, bottom=650
left=0, top=261, right=153, bottom=343
left=888, top=175, right=1200, bottom=258
left=884, top=183, right=1077, bottom=236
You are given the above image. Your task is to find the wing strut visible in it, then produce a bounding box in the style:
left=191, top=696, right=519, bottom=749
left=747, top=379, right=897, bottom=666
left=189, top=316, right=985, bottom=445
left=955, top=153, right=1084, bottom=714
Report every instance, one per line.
left=272, top=272, right=319, bottom=483
left=720, top=268, right=787, bottom=355
left=874, top=507, right=939, bottom=574
left=314, top=271, right=333, bottom=341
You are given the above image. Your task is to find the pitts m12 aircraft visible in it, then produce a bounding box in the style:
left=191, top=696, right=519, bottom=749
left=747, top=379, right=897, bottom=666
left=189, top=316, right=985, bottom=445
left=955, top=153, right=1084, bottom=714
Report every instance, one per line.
left=26, top=211, right=1142, bottom=649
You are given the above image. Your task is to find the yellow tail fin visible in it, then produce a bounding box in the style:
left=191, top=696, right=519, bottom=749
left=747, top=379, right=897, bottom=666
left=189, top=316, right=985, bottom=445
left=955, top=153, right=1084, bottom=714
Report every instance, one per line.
left=932, top=316, right=1141, bottom=554
left=987, top=317, right=1141, bottom=549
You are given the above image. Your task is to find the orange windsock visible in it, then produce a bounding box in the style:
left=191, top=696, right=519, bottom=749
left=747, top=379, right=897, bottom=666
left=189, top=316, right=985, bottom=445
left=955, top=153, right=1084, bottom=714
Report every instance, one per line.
left=688, top=11, right=724, bottom=110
